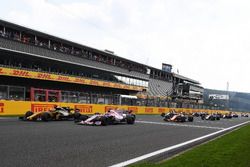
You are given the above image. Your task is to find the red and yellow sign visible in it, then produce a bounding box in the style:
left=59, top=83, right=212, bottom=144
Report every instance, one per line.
left=0, top=103, right=4, bottom=113
left=105, top=106, right=118, bottom=112
left=145, top=108, right=153, bottom=113
left=75, top=105, right=93, bottom=113
left=128, top=107, right=138, bottom=113
left=0, top=67, right=144, bottom=91
left=158, top=108, right=166, bottom=113
left=31, top=104, right=56, bottom=112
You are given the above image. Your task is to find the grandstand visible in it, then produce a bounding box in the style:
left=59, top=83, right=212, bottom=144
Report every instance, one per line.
left=0, top=19, right=204, bottom=108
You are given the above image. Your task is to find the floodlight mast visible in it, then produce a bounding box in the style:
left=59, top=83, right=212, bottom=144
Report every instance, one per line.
left=226, top=82, right=230, bottom=112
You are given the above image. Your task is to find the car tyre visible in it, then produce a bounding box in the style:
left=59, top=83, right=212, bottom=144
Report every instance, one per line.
left=74, top=112, right=81, bottom=120
left=127, top=116, right=135, bottom=124
left=188, top=116, right=193, bottom=122
left=41, top=112, right=51, bottom=122
left=101, top=117, right=108, bottom=126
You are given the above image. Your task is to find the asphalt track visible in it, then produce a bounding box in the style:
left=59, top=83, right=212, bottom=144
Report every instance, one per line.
left=0, top=115, right=249, bottom=167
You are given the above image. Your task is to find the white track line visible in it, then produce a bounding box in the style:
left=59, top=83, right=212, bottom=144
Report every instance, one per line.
left=136, top=120, right=225, bottom=130
left=109, top=120, right=250, bottom=167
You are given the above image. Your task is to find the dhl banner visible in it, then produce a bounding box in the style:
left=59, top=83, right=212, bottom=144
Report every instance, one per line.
left=0, top=67, right=143, bottom=91
left=0, top=100, right=229, bottom=116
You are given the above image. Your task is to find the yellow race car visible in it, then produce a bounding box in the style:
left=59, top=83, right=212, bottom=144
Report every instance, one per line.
left=19, top=106, right=81, bottom=121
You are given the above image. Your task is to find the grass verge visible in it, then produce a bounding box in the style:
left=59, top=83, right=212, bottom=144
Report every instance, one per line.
left=132, top=124, right=250, bottom=167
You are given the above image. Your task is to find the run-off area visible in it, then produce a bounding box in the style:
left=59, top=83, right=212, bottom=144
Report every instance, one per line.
left=0, top=115, right=249, bottom=167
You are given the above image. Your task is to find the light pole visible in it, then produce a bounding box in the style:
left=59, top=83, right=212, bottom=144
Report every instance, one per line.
left=226, top=82, right=229, bottom=112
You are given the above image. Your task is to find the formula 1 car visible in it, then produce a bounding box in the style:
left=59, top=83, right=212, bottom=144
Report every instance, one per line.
left=161, top=112, right=193, bottom=122
left=192, top=112, right=201, bottom=117
left=241, top=113, right=249, bottom=117
left=222, top=112, right=240, bottom=119
left=76, top=109, right=136, bottom=126
left=222, top=114, right=232, bottom=119
left=231, top=113, right=239, bottom=118
left=202, top=114, right=220, bottom=121
left=19, top=106, right=81, bottom=121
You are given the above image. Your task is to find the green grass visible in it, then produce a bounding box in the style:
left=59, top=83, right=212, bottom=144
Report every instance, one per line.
left=132, top=124, right=250, bottom=167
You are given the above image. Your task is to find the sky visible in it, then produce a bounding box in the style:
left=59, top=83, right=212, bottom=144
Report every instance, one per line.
left=0, top=0, right=250, bottom=93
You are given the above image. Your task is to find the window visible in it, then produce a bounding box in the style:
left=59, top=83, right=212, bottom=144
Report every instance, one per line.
left=0, top=85, right=8, bottom=100
left=9, top=86, right=25, bottom=101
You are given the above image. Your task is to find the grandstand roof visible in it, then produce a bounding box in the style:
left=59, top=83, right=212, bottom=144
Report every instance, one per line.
left=172, top=73, right=200, bottom=84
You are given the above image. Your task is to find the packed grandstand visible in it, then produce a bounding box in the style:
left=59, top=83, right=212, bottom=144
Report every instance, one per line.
left=0, top=19, right=209, bottom=110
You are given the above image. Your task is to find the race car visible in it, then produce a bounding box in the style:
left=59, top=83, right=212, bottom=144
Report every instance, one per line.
left=222, top=113, right=232, bottom=119
left=76, top=109, right=136, bottom=126
left=231, top=113, right=239, bottom=118
left=19, top=106, right=81, bottom=121
left=192, top=112, right=201, bottom=117
left=241, top=113, right=249, bottom=117
left=161, top=112, right=193, bottom=122
left=202, top=113, right=220, bottom=121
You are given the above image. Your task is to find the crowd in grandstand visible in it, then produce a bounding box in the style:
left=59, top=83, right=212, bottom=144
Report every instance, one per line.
left=0, top=27, right=147, bottom=74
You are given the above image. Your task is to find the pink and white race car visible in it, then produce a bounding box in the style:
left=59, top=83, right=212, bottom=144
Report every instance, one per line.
left=76, top=109, right=136, bottom=126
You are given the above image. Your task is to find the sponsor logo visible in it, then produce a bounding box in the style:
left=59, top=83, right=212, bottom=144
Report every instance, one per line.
left=145, top=108, right=153, bottom=113
left=128, top=107, right=138, bottom=113
left=75, top=105, right=92, bottom=113
left=0, top=103, right=4, bottom=113
left=12, top=70, right=30, bottom=77
left=90, top=80, right=99, bottom=86
left=31, top=104, right=56, bottom=112
left=0, top=68, right=4, bottom=74
left=123, top=85, right=130, bottom=89
left=57, top=76, right=70, bottom=81
left=113, top=83, right=122, bottom=88
left=102, top=82, right=111, bottom=87
left=158, top=108, right=166, bottom=113
left=74, top=78, right=86, bottom=84
left=209, top=94, right=229, bottom=100
left=132, top=86, right=137, bottom=90
left=105, top=106, right=118, bottom=112
left=37, top=73, right=52, bottom=79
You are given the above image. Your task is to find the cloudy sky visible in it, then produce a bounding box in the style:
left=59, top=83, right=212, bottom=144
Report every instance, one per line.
left=0, top=0, right=250, bottom=92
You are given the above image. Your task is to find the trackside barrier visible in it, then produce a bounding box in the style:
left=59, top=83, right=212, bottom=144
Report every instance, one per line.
left=0, top=100, right=229, bottom=116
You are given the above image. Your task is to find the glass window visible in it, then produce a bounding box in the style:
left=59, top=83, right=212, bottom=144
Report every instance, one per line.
left=79, top=93, right=90, bottom=104
left=125, top=77, right=130, bottom=84
left=61, top=91, right=69, bottom=102
left=48, top=91, right=59, bottom=102
left=104, top=95, right=113, bottom=104
left=97, top=95, right=105, bottom=104
left=131, top=79, right=135, bottom=85
left=34, top=89, right=46, bottom=102
left=9, top=86, right=25, bottom=101
left=0, top=85, right=8, bottom=100
left=91, top=94, right=98, bottom=104
left=113, top=94, right=120, bottom=105
left=68, top=92, right=78, bottom=103
left=118, top=76, right=122, bottom=82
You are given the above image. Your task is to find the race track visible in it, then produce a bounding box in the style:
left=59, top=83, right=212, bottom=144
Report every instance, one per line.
left=0, top=115, right=249, bottom=167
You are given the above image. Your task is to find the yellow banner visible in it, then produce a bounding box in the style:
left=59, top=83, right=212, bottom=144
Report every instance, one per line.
left=0, top=67, right=143, bottom=91
left=0, top=100, right=229, bottom=116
